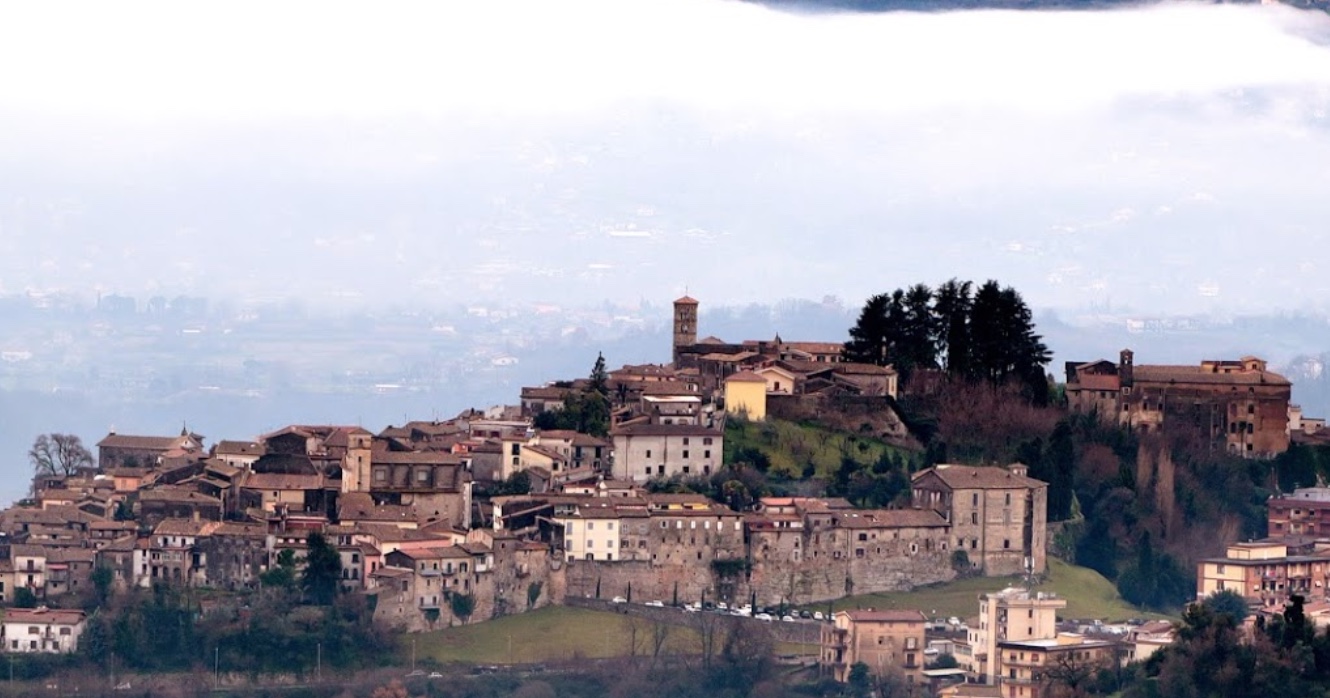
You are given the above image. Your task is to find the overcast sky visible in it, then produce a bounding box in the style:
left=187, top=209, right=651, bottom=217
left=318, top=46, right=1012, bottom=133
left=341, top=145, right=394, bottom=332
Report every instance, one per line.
left=2, top=0, right=1329, bottom=315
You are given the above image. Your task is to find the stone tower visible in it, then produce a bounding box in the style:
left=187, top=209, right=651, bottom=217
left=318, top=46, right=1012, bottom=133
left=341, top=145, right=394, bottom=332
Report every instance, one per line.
left=1119, top=348, right=1134, bottom=388
left=672, top=295, right=698, bottom=367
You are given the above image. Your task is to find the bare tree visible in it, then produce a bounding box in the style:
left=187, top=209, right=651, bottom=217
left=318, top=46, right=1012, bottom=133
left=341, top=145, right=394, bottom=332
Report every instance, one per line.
left=626, top=615, right=646, bottom=660
left=694, top=611, right=721, bottom=668
left=1038, top=647, right=1114, bottom=698
left=29, top=433, right=94, bottom=477
left=650, top=619, right=671, bottom=668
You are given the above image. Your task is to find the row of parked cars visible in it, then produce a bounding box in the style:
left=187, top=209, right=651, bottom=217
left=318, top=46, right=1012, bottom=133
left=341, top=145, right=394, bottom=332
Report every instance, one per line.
left=610, top=597, right=828, bottom=623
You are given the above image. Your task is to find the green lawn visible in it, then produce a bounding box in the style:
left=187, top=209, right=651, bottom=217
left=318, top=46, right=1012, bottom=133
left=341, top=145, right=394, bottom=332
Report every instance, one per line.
left=410, top=606, right=702, bottom=665
left=817, top=558, right=1172, bottom=623
left=410, top=560, right=1165, bottom=666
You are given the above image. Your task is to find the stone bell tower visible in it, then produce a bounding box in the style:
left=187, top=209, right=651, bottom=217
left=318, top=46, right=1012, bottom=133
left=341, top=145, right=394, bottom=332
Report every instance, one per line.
left=672, top=295, right=698, bottom=367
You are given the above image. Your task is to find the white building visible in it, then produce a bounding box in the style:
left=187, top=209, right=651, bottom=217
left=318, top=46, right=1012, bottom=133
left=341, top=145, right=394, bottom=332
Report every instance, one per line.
left=2, top=607, right=86, bottom=653
left=610, top=423, right=723, bottom=483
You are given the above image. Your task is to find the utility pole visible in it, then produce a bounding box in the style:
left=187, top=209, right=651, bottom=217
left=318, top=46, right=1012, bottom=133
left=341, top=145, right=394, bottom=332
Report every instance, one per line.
left=317, top=642, right=322, bottom=683
left=214, top=647, right=219, bottom=689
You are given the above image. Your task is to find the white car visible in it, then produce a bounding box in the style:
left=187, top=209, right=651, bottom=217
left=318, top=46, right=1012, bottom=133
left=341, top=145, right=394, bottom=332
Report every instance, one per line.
left=683, top=604, right=699, bottom=613
left=717, top=602, right=729, bottom=611
left=781, top=615, right=796, bottom=622
left=813, top=611, right=825, bottom=621
left=754, top=613, right=774, bottom=622
left=645, top=600, right=665, bottom=607
left=611, top=596, right=628, bottom=604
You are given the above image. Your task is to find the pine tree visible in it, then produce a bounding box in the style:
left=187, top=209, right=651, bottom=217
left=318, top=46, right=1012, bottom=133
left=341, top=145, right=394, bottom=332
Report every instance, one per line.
left=590, top=352, right=609, bottom=397
left=844, top=293, right=893, bottom=366
left=895, top=283, right=938, bottom=379
left=933, top=279, right=973, bottom=375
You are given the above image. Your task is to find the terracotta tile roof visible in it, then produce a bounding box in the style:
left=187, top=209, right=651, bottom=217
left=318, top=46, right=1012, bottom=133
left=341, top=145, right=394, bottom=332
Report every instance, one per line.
left=521, top=386, right=572, bottom=400
left=1132, top=365, right=1291, bottom=386
left=833, top=509, right=948, bottom=528
left=780, top=342, right=844, bottom=355
left=674, top=295, right=699, bottom=305
left=833, top=362, right=895, bottom=376
left=700, top=351, right=761, bottom=363
left=640, top=381, right=698, bottom=396
left=97, top=434, right=190, bottom=450
left=611, top=423, right=722, bottom=437
left=153, top=519, right=213, bottom=536
left=371, top=451, right=467, bottom=466
left=241, top=473, right=325, bottom=491
left=913, top=464, right=1046, bottom=490
left=842, top=609, right=927, bottom=623
left=214, top=440, right=263, bottom=456
left=3, top=608, right=86, bottom=625
left=725, top=371, right=767, bottom=384
left=138, top=488, right=222, bottom=505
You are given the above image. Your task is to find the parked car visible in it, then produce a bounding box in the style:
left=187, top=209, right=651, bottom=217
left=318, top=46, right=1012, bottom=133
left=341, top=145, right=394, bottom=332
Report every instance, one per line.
left=428, top=672, right=444, bottom=679
left=754, top=613, right=774, bottom=622
left=813, top=611, right=825, bottom=621
left=717, top=602, right=729, bottom=611
left=781, top=615, right=796, bottom=622
left=799, top=610, right=812, bottom=619
left=611, top=596, right=628, bottom=604
left=645, top=600, right=665, bottom=607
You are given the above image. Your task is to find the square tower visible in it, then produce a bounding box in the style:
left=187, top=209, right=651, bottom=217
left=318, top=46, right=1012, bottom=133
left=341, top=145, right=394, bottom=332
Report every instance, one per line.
left=672, top=295, right=698, bottom=366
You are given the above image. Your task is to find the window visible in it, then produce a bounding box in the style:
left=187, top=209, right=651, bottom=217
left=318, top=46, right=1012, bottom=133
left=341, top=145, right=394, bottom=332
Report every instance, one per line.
left=587, top=522, right=594, bottom=530
left=417, top=470, right=429, bottom=482
left=682, top=450, right=689, bottom=459
left=972, top=494, right=979, bottom=506
left=683, top=438, right=690, bottom=445
left=1005, top=493, right=1011, bottom=506
left=607, top=522, right=614, bottom=530
left=646, top=449, right=652, bottom=459
left=703, top=437, right=713, bottom=445
left=1003, top=539, right=1011, bottom=549
left=971, top=513, right=978, bottom=525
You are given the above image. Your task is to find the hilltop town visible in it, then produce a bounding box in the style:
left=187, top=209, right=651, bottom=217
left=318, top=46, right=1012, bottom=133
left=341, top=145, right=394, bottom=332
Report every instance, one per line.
left=5, top=294, right=1330, bottom=696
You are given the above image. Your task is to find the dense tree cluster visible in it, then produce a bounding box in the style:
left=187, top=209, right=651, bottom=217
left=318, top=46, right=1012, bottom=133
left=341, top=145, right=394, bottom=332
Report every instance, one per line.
left=845, top=279, right=1051, bottom=403
left=532, top=353, right=611, bottom=437
left=1123, top=594, right=1330, bottom=698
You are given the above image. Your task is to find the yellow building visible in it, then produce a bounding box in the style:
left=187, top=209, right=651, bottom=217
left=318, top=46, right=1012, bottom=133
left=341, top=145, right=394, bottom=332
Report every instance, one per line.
left=996, top=633, right=1119, bottom=698
left=724, top=371, right=767, bottom=421
left=966, top=588, right=1066, bottom=683
left=821, top=609, right=927, bottom=684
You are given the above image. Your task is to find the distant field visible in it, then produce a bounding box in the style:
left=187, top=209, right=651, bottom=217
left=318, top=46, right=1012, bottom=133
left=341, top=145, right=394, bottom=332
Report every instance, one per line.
left=817, top=558, right=1172, bottom=623
left=411, top=606, right=702, bottom=665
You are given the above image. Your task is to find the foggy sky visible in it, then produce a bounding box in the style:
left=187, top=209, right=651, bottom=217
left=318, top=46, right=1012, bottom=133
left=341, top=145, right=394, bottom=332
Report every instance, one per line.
left=2, top=0, right=1329, bottom=314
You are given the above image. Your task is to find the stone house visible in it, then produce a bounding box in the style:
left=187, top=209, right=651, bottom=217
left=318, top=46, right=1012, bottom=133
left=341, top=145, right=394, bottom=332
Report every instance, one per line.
left=911, top=464, right=1048, bottom=576
left=1065, top=350, right=1292, bottom=457
left=96, top=431, right=204, bottom=470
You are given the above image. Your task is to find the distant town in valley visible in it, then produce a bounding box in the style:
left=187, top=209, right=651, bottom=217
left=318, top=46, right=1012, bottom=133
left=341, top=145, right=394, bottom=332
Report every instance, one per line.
left=6, top=291, right=1330, bottom=697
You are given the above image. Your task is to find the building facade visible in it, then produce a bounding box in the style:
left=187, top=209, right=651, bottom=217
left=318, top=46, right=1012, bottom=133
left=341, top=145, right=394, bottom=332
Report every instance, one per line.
left=1065, top=350, right=1292, bottom=457
left=912, top=464, right=1048, bottom=576
left=821, top=610, right=927, bottom=684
